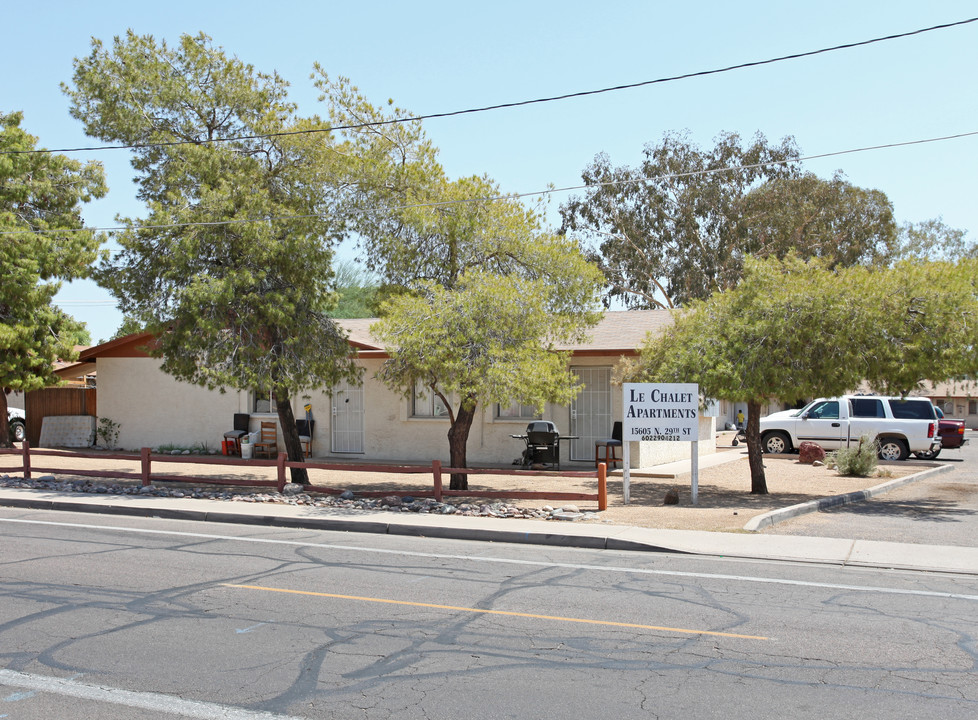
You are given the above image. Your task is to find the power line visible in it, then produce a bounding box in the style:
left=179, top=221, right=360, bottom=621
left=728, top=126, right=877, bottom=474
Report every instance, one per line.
left=4, top=129, right=976, bottom=237
left=3, top=16, right=976, bottom=158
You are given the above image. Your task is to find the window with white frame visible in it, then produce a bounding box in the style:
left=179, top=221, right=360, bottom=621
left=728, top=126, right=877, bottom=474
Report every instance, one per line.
left=252, top=386, right=277, bottom=414
left=496, top=401, right=540, bottom=420
left=412, top=381, right=448, bottom=418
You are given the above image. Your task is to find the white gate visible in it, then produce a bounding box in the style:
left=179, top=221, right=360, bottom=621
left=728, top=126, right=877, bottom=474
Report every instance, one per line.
left=330, top=380, right=364, bottom=453
left=569, top=367, right=613, bottom=461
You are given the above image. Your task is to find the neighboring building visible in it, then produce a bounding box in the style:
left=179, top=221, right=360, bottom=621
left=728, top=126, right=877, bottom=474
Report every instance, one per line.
left=73, top=311, right=719, bottom=467
left=913, top=381, right=978, bottom=429
left=4, top=346, right=93, bottom=411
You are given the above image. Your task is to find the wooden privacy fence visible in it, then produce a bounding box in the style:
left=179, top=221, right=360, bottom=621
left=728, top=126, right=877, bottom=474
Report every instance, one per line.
left=23, top=387, right=97, bottom=447
left=1, top=442, right=608, bottom=510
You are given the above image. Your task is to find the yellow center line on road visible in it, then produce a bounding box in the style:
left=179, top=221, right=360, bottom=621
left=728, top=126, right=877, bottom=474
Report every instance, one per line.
left=221, top=583, right=769, bottom=640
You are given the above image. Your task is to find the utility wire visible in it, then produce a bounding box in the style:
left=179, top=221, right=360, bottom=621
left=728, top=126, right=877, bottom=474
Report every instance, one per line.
left=2, top=16, right=976, bottom=157
left=4, top=129, right=976, bottom=236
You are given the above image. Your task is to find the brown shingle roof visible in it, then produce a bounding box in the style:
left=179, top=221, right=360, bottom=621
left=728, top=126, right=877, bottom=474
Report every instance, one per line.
left=80, top=311, right=674, bottom=360
left=338, top=310, right=673, bottom=355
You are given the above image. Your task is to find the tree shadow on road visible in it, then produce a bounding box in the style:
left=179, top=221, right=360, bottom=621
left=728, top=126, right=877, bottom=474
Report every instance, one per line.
left=818, top=496, right=978, bottom=523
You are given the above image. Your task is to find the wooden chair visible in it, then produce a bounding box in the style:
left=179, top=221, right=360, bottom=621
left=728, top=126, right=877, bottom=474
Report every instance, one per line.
left=253, top=421, right=278, bottom=458
left=296, top=419, right=315, bottom=458
left=595, top=421, right=623, bottom=469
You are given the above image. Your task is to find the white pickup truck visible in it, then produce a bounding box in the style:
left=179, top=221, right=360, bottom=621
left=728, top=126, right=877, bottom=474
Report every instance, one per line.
left=759, top=395, right=941, bottom=461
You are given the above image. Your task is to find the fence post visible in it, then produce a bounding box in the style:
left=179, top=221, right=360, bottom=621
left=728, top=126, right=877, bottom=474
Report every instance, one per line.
left=432, top=460, right=443, bottom=502
left=598, top=462, right=608, bottom=511
left=23, top=440, right=31, bottom=480
left=141, top=447, right=151, bottom=486
left=277, top=452, right=287, bottom=492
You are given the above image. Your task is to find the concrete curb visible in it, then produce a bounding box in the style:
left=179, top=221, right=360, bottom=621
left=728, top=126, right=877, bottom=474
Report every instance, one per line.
left=742, top=463, right=956, bottom=531
left=0, top=492, right=685, bottom=553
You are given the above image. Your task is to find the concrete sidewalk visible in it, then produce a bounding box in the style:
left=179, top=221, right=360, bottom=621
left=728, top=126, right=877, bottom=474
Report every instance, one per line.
left=2, top=481, right=977, bottom=576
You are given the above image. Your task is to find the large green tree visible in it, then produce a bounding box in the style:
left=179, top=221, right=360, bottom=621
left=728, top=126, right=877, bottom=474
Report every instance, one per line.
left=373, top=255, right=602, bottom=490
left=0, top=112, right=107, bottom=446
left=309, top=85, right=605, bottom=488
left=329, top=260, right=380, bottom=319
left=735, top=171, right=897, bottom=266
left=892, top=218, right=976, bottom=262
left=64, top=32, right=360, bottom=481
left=859, top=258, right=978, bottom=393
left=559, top=131, right=801, bottom=309
left=632, top=255, right=978, bottom=494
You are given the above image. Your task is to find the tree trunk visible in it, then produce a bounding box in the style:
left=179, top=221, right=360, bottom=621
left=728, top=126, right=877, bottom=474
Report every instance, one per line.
left=447, top=405, right=476, bottom=490
left=273, top=389, right=309, bottom=485
left=745, top=399, right=768, bottom=494
left=0, top=391, right=10, bottom=449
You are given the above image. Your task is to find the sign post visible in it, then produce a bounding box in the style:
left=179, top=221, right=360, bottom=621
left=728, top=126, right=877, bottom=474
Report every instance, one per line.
left=622, top=383, right=700, bottom=504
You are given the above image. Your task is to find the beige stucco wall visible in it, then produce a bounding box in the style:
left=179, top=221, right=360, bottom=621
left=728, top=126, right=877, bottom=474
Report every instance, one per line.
left=303, top=355, right=718, bottom=467
left=96, top=354, right=718, bottom=467
left=97, top=357, right=241, bottom=450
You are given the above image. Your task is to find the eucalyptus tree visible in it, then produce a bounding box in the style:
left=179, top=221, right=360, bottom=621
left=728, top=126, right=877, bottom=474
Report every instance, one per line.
left=559, top=131, right=801, bottom=309
left=735, top=171, right=898, bottom=266
left=892, top=219, right=976, bottom=261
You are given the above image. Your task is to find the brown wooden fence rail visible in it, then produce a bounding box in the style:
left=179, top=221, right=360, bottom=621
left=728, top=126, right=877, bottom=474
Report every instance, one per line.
left=1, top=442, right=608, bottom=510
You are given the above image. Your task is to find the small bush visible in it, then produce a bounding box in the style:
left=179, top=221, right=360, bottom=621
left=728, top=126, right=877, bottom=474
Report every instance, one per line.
left=155, top=443, right=213, bottom=455
left=827, top=435, right=878, bottom=477
left=96, top=417, right=121, bottom=448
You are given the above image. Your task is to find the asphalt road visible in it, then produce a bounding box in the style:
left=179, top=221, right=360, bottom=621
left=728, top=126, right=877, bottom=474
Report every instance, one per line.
left=2, top=508, right=978, bottom=719
left=764, top=432, right=978, bottom=546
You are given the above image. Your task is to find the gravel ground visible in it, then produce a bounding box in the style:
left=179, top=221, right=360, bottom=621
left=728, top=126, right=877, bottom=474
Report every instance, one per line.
left=0, top=447, right=921, bottom=532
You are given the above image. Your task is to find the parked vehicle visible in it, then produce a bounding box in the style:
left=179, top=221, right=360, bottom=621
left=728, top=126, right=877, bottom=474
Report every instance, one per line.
left=7, top=408, right=26, bottom=442
left=759, top=395, right=940, bottom=461
left=914, top=406, right=967, bottom=459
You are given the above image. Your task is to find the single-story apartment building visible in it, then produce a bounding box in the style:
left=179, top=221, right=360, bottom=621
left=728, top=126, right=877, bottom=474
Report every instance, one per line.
left=72, top=310, right=721, bottom=468
left=913, top=381, right=978, bottom=429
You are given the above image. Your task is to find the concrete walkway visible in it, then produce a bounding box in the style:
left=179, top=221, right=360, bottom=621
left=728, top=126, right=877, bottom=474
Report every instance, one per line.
left=2, top=470, right=976, bottom=575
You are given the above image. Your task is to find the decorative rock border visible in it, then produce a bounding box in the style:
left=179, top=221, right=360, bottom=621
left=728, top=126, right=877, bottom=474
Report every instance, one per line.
left=0, top=474, right=603, bottom=523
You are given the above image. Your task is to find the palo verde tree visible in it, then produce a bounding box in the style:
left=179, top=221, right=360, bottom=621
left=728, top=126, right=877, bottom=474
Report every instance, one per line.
left=358, top=173, right=602, bottom=489
left=859, top=258, right=978, bottom=394
left=309, top=80, right=605, bottom=488
left=0, top=112, right=107, bottom=446
left=635, top=256, right=881, bottom=493
left=63, top=32, right=360, bottom=481
left=373, top=257, right=602, bottom=490
left=633, top=255, right=978, bottom=493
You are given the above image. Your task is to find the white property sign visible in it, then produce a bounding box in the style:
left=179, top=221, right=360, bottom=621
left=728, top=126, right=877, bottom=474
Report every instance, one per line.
left=621, top=383, right=700, bottom=505
left=623, top=383, right=699, bottom=442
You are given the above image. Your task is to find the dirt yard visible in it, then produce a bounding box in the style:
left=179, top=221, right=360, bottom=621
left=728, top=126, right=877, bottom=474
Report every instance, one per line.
left=0, top=445, right=926, bottom=532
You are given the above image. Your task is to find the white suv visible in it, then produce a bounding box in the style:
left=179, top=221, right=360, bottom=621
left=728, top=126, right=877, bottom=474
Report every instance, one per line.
left=7, top=408, right=26, bottom=442
left=759, top=395, right=940, bottom=460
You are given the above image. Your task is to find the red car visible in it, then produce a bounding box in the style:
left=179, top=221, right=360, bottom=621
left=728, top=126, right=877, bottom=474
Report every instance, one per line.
left=915, top=407, right=967, bottom=459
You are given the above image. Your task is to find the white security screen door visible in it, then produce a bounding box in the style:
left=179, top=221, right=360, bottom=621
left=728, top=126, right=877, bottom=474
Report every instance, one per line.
left=569, top=367, right=613, bottom=461
left=330, top=379, right=364, bottom=453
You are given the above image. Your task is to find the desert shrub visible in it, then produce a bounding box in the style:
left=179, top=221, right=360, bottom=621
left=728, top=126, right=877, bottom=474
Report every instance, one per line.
left=96, top=417, right=121, bottom=448
left=826, top=435, right=878, bottom=477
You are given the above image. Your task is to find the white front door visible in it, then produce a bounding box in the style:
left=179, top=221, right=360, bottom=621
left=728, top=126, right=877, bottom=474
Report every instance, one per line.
left=569, top=367, right=613, bottom=461
left=331, top=380, right=364, bottom=453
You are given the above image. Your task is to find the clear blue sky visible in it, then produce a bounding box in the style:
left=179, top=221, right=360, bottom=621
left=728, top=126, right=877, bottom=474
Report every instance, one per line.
left=4, top=1, right=976, bottom=342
